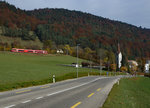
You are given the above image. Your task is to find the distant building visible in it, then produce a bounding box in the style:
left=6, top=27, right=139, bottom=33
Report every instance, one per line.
left=145, top=64, right=149, bottom=73
left=128, top=60, right=138, bottom=68
left=57, top=49, right=64, bottom=54
left=145, top=60, right=150, bottom=73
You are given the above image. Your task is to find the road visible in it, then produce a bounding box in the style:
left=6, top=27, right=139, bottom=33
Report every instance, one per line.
left=0, top=76, right=122, bottom=108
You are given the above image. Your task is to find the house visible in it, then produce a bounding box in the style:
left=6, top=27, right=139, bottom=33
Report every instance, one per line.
left=128, top=60, right=138, bottom=68
left=145, top=60, right=150, bottom=73
left=57, top=49, right=64, bottom=54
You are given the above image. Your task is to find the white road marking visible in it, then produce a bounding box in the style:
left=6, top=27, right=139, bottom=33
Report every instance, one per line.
left=16, top=89, right=31, bottom=94
left=47, top=77, right=106, bottom=96
left=4, top=105, right=15, bottom=108
left=21, top=100, right=31, bottom=103
left=40, top=86, right=49, bottom=88
left=36, top=96, right=44, bottom=99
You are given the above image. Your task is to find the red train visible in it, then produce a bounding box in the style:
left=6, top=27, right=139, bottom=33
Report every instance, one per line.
left=11, top=48, right=48, bottom=54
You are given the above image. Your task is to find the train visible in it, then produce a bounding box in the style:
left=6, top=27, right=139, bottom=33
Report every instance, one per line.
left=11, top=48, right=48, bottom=54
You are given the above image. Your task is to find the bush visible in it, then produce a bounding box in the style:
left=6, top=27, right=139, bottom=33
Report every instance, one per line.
left=120, top=66, right=128, bottom=72
left=144, top=73, right=150, bottom=77
left=110, top=64, right=116, bottom=71
left=81, top=62, right=90, bottom=67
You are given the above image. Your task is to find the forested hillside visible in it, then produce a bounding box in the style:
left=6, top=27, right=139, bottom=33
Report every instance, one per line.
left=0, top=1, right=150, bottom=60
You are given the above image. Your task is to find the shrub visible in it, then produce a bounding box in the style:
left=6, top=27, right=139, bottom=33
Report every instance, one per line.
left=144, top=73, right=150, bottom=77
left=81, top=62, right=90, bottom=67
left=110, top=64, right=116, bottom=71
left=120, top=66, right=128, bottom=72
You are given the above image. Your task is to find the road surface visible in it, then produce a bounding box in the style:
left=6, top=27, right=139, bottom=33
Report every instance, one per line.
left=0, top=76, right=122, bottom=108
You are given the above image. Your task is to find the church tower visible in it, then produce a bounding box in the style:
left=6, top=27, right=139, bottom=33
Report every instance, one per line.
left=117, top=43, right=122, bottom=70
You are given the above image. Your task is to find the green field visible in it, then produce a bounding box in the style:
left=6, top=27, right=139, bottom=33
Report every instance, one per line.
left=0, top=51, right=108, bottom=91
left=102, top=77, right=150, bottom=108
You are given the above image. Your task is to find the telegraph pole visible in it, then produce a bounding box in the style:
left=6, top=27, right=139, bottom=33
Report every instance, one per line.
left=76, top=44, right=80, bottom=78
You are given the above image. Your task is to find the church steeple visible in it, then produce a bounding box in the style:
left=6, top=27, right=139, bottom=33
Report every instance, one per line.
left=117, top=43, right=122, bottom=70
left=118, top=43, right=120, bottom=54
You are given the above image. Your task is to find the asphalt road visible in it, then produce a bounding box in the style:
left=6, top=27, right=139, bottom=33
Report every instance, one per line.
left=0, top=76, right=122, bottom=108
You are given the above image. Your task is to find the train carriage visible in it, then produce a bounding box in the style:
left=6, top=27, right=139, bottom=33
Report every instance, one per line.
left=11, top=48, right=48, bottom=54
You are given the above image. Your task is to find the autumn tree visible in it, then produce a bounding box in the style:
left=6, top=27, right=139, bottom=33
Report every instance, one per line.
left=43, top=40, right=52, bottom=53
left=104, top=51, right=116, bottom=71
left=137, top=58, right=146, bottom=72
left=84, top=47, right=93, bottom=60
left=110, top=64, right=117, bottom=71
left=64, top=44, right=72, bottom=55
left=120, top=66, right=128, bottom=72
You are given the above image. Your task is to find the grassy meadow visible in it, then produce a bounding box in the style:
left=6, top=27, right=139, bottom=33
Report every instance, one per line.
left=102, top=77, right=150, bottom=108
left=0, top=51, right=108, bottom=91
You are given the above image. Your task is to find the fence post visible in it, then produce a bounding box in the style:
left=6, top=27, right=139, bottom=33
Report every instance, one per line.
left=53, top=75, right=55, bottom=83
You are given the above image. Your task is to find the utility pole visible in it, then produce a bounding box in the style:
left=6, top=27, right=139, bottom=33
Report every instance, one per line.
left=99, top=22, right=102, bottom=76
left=100, top=58, right=102, bottom=76
left=90, top=54, right=92, bottom=76
left=99, top=57, right=101, bottom=75
left=99, top=45, right=102, bottom=76
left=76, top=44, right=80, bottom=78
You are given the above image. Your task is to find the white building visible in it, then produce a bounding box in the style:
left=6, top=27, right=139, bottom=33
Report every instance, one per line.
left=128, top=60, right=138, bottom=68
left=145, top=60, right=150, bottom=73
left=57, top=49, right=64, bottom=54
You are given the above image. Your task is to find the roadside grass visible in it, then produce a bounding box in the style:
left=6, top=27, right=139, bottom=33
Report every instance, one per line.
left=102, top=77, right=150, bottom=108
left=0, top=51, right=110, bottom=91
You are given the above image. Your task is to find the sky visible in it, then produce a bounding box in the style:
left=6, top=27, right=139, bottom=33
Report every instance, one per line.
left=4, top=0, right=150, bottom=28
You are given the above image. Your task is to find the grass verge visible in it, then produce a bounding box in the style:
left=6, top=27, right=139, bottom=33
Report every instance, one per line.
left=102, top=77, right=150, bottom=108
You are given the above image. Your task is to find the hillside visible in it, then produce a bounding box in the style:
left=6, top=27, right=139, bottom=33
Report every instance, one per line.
left=0, top=1, right=150, bottom=59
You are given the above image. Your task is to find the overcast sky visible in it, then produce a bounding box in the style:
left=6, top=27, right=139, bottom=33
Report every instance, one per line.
left=4, top=0, right=150, bottom=28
